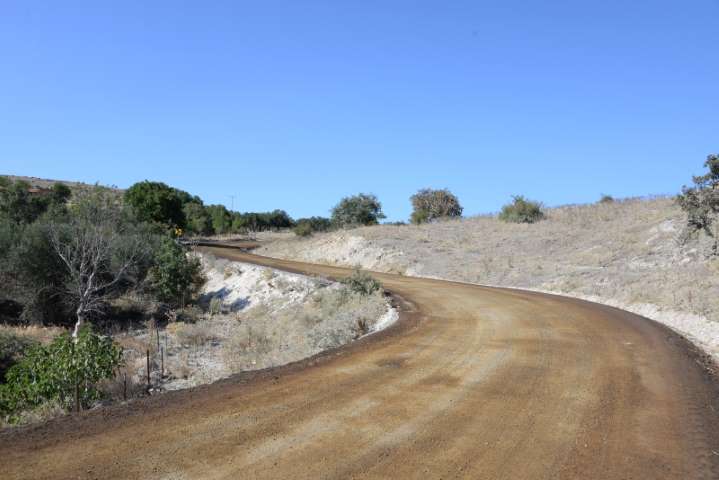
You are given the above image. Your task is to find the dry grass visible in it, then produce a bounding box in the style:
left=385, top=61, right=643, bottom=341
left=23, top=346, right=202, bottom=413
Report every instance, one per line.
left=0, top=325, right=65, bottom=344
left=259, top=197, right=719, bottom=324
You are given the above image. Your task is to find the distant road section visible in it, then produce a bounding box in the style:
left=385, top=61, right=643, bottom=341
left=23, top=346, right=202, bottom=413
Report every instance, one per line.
left=1, top=245, right=718, bottom=479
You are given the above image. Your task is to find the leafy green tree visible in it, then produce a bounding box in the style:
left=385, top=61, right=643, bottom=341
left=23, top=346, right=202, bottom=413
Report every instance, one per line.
left=267, top=209, right=294, bottom=230
left=0, top=326, right=122, bottom=417
left=124, top=181, right=186, bottom=229
left=148, top=238, right=205, bottom=307
left=331, top=193, right=385, bottom=227
left=498, top=195, right=545, bottom=223
left=206, top=204, right=232, bottom=235
left=410, top=188, right=463, bottom=224
left=183, top=202, right=213, bottom=235
left=678, top=154, right=719, bottom=253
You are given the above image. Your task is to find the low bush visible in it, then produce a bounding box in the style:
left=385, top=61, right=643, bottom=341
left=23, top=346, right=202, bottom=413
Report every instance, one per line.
left=294, top=222, right=314, bottom=237
left=342, top=269, right=382, bottom=296
left=599, top=194, right=615, bottom=204
left=0, top=326, right=122, bottom=420
left=499, top=196, right=545, bottom=223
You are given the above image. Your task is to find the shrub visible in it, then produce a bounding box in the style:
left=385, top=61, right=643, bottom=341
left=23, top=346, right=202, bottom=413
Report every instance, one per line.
left=410, top=188, right=463, bottom=224
left=0, top=326, right=122, bottom=418
left=342, top=269, right=382, bottom=296
left=148, top=239, right=205, bottom=307
left=498, top=196, right=545, bottom=223
left=294, top=222, right=314, bottom=237
left=331, top=193, right=385, bottom=227
left=0, top=332, right=36, bottom=382
left=599, top=194, right=615, bottom=204
left=294, top=216, right=332, bottom=237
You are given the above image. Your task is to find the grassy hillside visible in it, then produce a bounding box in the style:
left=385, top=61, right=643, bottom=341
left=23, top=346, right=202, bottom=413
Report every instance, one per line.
left=258, top=196, right=719, bottom=357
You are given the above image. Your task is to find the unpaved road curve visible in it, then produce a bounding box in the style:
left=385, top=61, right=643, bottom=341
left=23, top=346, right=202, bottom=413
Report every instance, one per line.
left=2, top=246, right=719, bottom=479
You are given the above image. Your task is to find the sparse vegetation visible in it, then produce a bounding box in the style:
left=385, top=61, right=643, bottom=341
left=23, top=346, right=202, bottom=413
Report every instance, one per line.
left=410, top=188, right=463, bottom=224
left=498, top=195, right=545, bottom=223
left=342, top=269, right=382, bottom=296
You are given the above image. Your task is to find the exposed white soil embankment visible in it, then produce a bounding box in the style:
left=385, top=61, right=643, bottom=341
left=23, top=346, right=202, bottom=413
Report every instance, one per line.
left=118, top=252, right=397, bottom=392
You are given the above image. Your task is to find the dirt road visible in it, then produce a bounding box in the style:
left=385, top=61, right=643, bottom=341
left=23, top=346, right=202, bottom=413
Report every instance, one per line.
left=2, top=246, right=718, bottom=479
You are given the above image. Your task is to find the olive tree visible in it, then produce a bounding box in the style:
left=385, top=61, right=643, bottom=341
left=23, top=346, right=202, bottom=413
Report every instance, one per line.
left=678, top=154, right=719, bottom=253
left=410, top=188, right=463, bottom=224
left=331, top=193, right=385, bottom=227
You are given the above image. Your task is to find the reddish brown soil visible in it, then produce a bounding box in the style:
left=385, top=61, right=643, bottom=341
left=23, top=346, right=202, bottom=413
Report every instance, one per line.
left=1, top=246, right=718, bottom=479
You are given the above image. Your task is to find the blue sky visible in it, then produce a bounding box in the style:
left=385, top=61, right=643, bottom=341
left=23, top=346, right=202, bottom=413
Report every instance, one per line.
left=1, top=1, right=717, bottom=221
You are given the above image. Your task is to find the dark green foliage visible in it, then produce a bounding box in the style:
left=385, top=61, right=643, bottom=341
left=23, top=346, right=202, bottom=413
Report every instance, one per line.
left=0, top=327, right=122, bottom=417
left=677, top=154, right=719, bottom=252
left=294, top=216, right=332, bottom=236
left=410, top=188, right=463, bottom=224
left=0, top=179, right=71, bottom=225
left=183, top=202, right=213, bottom=235
left=498, top=196, right=545, bottom=224
left=124, top=181, right=186, bottom=229
left=331, top=193, right=385, bottom=227
left=342, top=269, right=382, bottom=296
left=599, top=194, right=615, bottom=204
left=206, top=204, right=232, bottom=235
left=231, top=210, right=295, bottom=233
left=0, top=332, right=36, bottom=382
left=148, top=238, right=205, bottom=307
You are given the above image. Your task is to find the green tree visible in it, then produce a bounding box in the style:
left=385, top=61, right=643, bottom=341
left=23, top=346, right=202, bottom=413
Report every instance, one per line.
left=331, top=193, right=385, bottom=227
left=678, top=154, right=719, bottom=253
left=183, top=202, right=213, bottom=236
left=0, top=326, right=122, bottom=417
left=124, top=181, right=186, bottom=229
left=206, top=204, right=232, bottom=235
left=410, top=188, right=463, bottom=224
left=498, top=195, right=545, bottom=223
left=148, top=238, right=205, bottom=307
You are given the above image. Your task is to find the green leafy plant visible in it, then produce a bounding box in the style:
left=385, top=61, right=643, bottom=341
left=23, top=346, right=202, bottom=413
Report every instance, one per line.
left=498, top=195, right=545, bottom=223
left=342, top=269, right=382, bottom=296
left=148, top=238, right=205, bottom=307
left=0, top=327, right=122, bottom=419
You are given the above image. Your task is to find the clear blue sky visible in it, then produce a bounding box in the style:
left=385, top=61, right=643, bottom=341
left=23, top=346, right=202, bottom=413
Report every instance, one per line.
left=1, top=1, right=717, bottom=221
